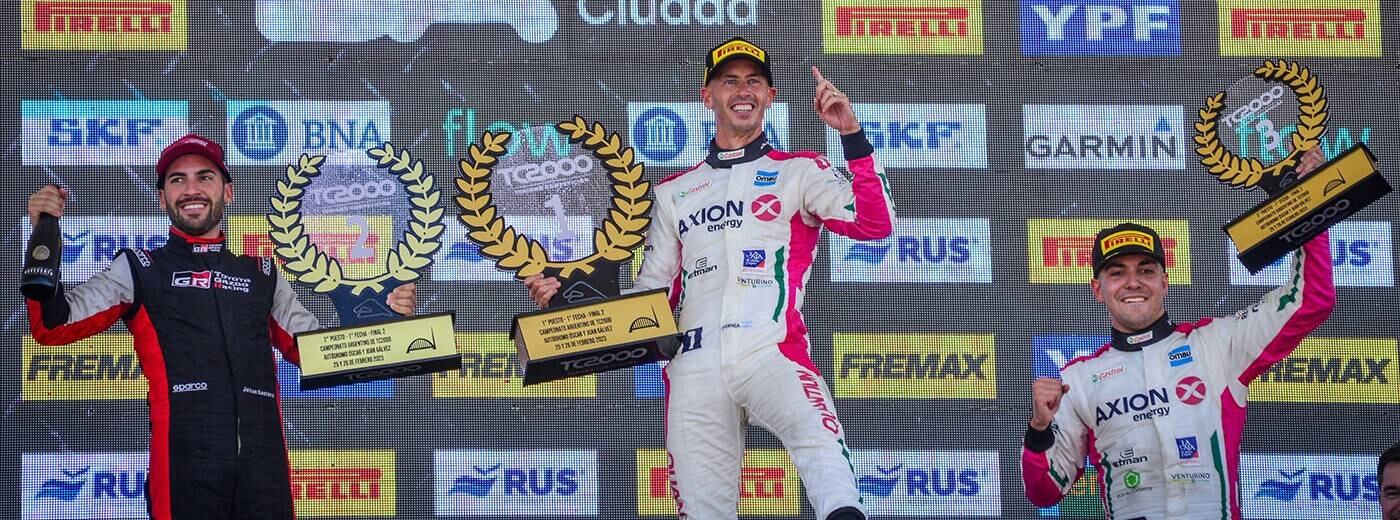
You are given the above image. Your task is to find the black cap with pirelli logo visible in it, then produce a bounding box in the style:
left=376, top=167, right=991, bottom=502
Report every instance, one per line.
left=1092, top=222, right=1166, bottom=277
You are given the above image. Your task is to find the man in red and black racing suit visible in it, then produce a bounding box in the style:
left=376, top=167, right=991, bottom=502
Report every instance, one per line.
left=526, top=38, right=894, bottom=519
left=25, top=134, right=416, bottom=520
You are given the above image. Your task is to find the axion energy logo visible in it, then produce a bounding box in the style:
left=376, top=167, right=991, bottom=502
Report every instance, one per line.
left=834, top=333, right=997, bottom=398
left=22, top=100, right=189, bottom=166
left=1023, top=104, right=1184, bottom=170
left=1228, top=220, right=1393, bottom=287
left=23, top=335, right=145, bottom=401
left=1217, top=0, right=1381, bottom=57
left=828, top=218, right=992, bottom=283
left=290, top=450, right=396, bottom=517
left=435, top=450, right=598, bottom=516
left=1021, top=0, right=1180, bottom=56
left=1027, top=218, right=1191, bottom=284
left=823, top=0, right=984, bottom=55
left=854, top=450, right=1001, bottom=515
left=22, top=0, right=187, bottom=50
left=432, top=333, right=597, bottom=398
left=1241, top=453, right=1380, bottom=519
left=823, top=103, right=987, bottom=169
left=635, top=449, right=799, bottom=516
left=23, top=452, right=148, bottom=519
left=1252, top=337, right=1397, bottom=404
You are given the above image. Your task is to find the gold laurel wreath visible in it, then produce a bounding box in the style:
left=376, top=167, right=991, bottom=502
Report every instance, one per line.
left=267, top=143, right=444, bottom=295
left=454, top=116, right=652, bottom=279
left=1193, top=59, right=1328, bottom=189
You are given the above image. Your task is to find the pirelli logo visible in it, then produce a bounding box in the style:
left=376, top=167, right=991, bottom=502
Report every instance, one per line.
left=1100, top=230, right=1154, bottom=255
left=431, top=333, right=596, bottom=398
left=1253, top=337, right=1398, bottom=404
left=1217, top=0, right=1381, bottom=57
left=823, top=0, right=984, bottom=55
left=22, top=0, right=188, bottom=50
left=635, top=449, right=799, bottom=517
left=289, top=450, right=396, bottom=517
left=834, top=333, right=996, bottom=399
left=1028, top=219, right=1191, bottom=284
left=23, top=335, right=145, bottom=401
left=711, top=40, right=765, bottom=63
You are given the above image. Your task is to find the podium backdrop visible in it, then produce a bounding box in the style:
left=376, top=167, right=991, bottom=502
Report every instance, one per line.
left=4, top=1, right=1397, bottom=518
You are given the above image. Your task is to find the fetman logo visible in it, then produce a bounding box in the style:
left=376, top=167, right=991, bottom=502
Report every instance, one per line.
left=1241, top=453, right=1380, bottom=519
left=21, top=0, right=188, bottom=50
left=829, top=218, right=992, bottom=283
left=1020, top=0, right=1180, bottom=56
left=1027, top=218, right=1192, bottom=284
left=435, top=450, right=598, bottom=516
left=822, top=0, right=984, bottom=55
left=636, top=448, right=799, bottom=516
left=1023, top=104, right=1184, bottom=170
left=23, top=335, right=145, bottom=401
left=20, top=216, right=167, bottom=284
left=834, top=333, right=997, bottom=398
left=1217, top=0, right=1382, bottom=57
left=432, top=217, right=594, bottom=283
left=433, top=333, right=597, bottom=398
left=1229, top=220, right=1393, bottom=288
left=22, top=100, right=189, bottom=166
left=23, top=452, right=148, bottom=520
left=823, top=103, right=987, bottom=169
left=228, top=215, right=392, bottom=280
left=226, top=101, right=390, bottom=166
left=289, top=450, right=396, bottom=517
left=854, top=450, right=1001, bottom=515
left=1252, top=337, right=1397, bottom=404
left=628, top=102, right=789, bottom=168
left=1032, top=335, right=1109, bottom=379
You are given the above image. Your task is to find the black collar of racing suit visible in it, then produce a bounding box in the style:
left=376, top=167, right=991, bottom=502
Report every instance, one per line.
left=704, top=132, right=773, bottom=169
left=167, top=226, right=228, bottom=256
left=1110, top=313, right=1175, bottom=352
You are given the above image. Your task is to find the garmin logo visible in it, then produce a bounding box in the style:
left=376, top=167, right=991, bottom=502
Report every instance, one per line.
left=171, top=382, right=207, bottom=393
left=1278, top=198, right=1350, bottom=245
left=559, top=347, right=647, bottom=371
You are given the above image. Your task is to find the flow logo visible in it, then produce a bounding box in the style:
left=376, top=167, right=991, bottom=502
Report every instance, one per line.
left=226, top=101, right=390, bottom=166
left=629, top=102, right=789, bottom=168
left=1021, top=0, right=1180, bottom=56
left=830, top=218, right=991, bottom=283
left=257, top=0, right=557, bottom=43
left=824, top=103, right=987, bottom=169
left=23, top=100, right=189, bottom=166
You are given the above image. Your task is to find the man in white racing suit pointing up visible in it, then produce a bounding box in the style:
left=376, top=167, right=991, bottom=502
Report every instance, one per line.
left=527, top=37, right=895, bottom=519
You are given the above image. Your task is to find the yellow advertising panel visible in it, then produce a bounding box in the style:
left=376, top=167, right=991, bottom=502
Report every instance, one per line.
left=433, top=332, right=597, bottom=398
left=1217, top=0, right=1382, bottom=57
left=635, top=449, right=800, bottom=517
left=289, top=450, right=396, bottom=517
left=1253, top=337, right=1398, bottom=404
left=1027, top=218, right=1191, bottom=284
left=228, top=215, right=394, bottom=280
left=822, top=0, right=984, bottom=55
left=23, top=334, right=145, bottom=400
left=21, top=0, right=188, bottom=51
left=834, top=333, right=997, bottom=399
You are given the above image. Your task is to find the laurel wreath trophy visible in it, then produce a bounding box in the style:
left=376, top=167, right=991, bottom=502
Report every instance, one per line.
left=1193, top=59, right=1390, bottom=273
left=266, top=143, right=458, bottom=390
left=454, top=116, right=678, bottom=385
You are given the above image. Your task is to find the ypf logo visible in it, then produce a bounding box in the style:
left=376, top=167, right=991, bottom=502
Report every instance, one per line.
left=751, top=194, right=782, bottom=222
left=1175, top=375, right=1205, bottom=405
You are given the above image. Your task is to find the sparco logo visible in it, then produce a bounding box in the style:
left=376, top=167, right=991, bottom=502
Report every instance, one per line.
left=171, top=382, right=207, bottom=393
left=1279, top=199, right=1350, bottom=245
left=560, top=347, right=647, bottom=371
left=346, top=364, right=422, bottom=380
left=307, top=179, right=397, bottom=206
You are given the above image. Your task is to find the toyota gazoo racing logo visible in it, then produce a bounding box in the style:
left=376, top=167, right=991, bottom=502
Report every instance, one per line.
left=257, top=0, right=558, bottom=43
left=559, top=347, right=648, bottom=372
left=171, top=270, right=211, bottom=289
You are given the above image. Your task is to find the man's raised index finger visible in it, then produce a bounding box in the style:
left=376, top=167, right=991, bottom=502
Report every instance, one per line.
left=811, top=65, right=826, bottom=83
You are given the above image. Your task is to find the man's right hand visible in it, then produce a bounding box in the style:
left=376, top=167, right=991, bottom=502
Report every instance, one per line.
left=28, top=185, right=68, bottom=226
left=1030, top=377, right=1070, bottom=430
left=523, top=274, right=560, bottom=309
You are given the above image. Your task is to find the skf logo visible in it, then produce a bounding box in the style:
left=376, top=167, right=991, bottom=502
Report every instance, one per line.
left=1020, top=0, right=1180, bottom=56
left=823, top=0, right=985, bottom=55
left=825, top=103, right=987, bottom=169
left=834, top=333, right=996, bottom=398
left=432, top=333, right=596, bottom=398
left=435, top=450, right=598, bottom=516
left=23, top=452, right=148, bottom=520
left=1229, top=220, right=1393, bottom=288
left=854, top=450, right=1001, bottom=515
left=225, top=101, right=390, bottom=166
left=1023, top=105, right=1184, bottom=170
left=1218, top=0, right=1381, bottom=57
left=636, top=449, right=799, bottom=516
left=830, top=218, right=992, bottom=283
left=1253, top=337, right=1397, bottom=404
left=24, top=335, right=145, bottom=401
left=22, top=100, right=189, bottom=166
left=1027, top=219, right=1191, bottom=284
left=628, top=102, right=790, bottom=168
left=22, top=0, right=187, bottom=50
left=1242, top=453, right=1381, bottom=518
left=289, top=450, right=396, bottom=517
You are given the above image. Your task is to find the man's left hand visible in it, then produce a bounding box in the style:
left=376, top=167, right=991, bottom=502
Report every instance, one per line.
left=387, top=283, right=417, bottom=315
left=812, top=66, right=861, bottom=135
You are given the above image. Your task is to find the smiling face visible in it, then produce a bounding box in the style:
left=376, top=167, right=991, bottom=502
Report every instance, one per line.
left=1384, top=462, right=1400, bottom=520
left=158, top=154, right=232, bottom=238
left=701, top=58, right=776, bottom=149
left=1092, top=253, right=1169, bottom=332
